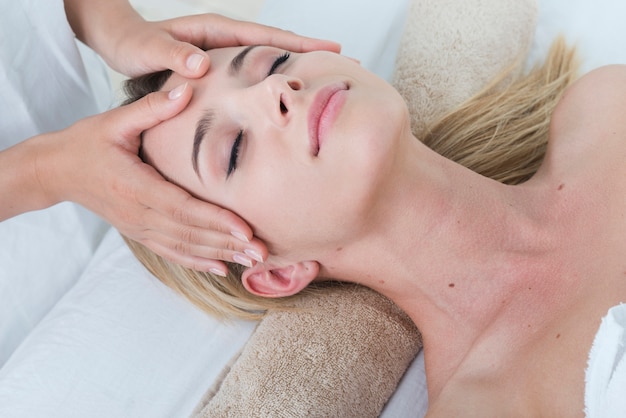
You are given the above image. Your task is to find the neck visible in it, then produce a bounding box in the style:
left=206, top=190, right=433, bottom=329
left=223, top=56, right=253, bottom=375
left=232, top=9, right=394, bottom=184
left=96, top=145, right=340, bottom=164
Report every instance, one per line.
left=319, top=135, right=561, bottom=395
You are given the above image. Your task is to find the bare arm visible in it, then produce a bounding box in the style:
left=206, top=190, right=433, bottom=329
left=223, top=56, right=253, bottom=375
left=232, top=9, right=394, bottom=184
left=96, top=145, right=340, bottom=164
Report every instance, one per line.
left=0, top=136, right=53, bottom=221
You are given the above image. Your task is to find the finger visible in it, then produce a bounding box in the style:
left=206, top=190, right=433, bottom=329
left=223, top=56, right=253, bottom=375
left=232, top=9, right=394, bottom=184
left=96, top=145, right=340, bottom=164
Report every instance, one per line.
left=143, top=239, right=231, bottom=275
left=137, top=208, right=268, bottom=262
left=113, top=83, right=193, bottom=142
left=171, top=14, right=341, bottom=54
left=138, top=176, right=255, bottom=241
left=153, top=36, right=211, bottom=78
left=138, top=224, right=267, bottom=266
left=237, top=24, right=342, bottom=53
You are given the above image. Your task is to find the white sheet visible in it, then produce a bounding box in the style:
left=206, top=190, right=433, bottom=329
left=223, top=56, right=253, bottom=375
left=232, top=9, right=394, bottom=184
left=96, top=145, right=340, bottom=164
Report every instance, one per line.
left=0, top=229, right=256, bottom=417
left=1, top=0, right=625, bottom=417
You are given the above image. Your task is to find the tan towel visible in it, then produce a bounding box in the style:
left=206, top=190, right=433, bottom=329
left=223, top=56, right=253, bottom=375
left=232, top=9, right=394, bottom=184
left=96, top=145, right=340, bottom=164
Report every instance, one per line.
left=192, top=286, right=421, bottom=418
left=393, top=0, right=537, bottom=137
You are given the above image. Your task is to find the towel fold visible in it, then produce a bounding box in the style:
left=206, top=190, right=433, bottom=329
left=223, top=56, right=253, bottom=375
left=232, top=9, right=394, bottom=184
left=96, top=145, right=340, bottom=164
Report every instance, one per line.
left=192, top=285, right=421, bottom=418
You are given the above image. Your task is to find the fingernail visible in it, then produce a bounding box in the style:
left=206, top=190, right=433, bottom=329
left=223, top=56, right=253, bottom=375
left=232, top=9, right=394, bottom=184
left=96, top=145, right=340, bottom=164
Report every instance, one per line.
left=231, top=230, right=250, bottom=243
left=186, top=54, right=205, bottom=72
left=233, top=252, right=253, bottom=268
left=209, top=267, right=228, bottom=277
left=168, top=83, right=187, bottom=100
left=244, top=248, right=264, bottom=263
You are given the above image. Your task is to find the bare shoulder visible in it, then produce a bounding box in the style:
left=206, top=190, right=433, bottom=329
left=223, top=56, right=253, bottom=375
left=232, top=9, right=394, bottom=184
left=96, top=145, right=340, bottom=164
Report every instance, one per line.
left=551, top=65, right=626, bottom=141
left=541, top=65, right=626, bottom=179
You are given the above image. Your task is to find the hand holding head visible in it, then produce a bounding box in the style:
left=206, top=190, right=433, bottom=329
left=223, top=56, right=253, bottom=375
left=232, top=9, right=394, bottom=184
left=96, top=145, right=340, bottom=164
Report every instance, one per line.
left=103, top=13, right=341, bottom=78
left=41, top=82, right=267, bottom=274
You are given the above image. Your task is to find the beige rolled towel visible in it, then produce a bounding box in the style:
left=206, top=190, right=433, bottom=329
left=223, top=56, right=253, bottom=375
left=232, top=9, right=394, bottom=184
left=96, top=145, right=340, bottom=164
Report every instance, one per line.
left=192, top=285, right=421, bottom=418
left=393, top=0, right=537, bottom=137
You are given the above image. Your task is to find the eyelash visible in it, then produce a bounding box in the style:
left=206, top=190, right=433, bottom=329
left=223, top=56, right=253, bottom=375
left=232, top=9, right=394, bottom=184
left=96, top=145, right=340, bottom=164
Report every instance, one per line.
left=267, top=52, right=291, bottom=77
left=227, top=130, right=243, bottom=177
left=228, top=52, right=291, bottom=177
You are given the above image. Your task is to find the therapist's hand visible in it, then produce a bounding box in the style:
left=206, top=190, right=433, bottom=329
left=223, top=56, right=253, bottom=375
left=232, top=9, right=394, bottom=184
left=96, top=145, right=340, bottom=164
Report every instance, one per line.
left=39, top=83, right=267, bottom=274
left=98, top=13, right=341, bottom=78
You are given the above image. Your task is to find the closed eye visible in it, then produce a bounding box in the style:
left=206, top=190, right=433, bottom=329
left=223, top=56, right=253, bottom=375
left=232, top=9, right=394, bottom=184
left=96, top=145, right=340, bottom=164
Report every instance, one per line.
left=267, top=52, right=291, bottom=77
left=227, top=130, right=244, bottom=177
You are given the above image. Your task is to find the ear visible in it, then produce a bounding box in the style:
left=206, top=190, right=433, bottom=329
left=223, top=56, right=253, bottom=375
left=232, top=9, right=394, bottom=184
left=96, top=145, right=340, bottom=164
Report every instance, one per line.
left=241, top=261, right=320, bottom=298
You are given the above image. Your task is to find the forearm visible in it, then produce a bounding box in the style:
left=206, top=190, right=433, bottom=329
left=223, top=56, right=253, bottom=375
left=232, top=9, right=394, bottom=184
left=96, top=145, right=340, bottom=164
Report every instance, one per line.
left=63, top=0, right=144, bottom=55
left=0, top=135, right=61, bottom=221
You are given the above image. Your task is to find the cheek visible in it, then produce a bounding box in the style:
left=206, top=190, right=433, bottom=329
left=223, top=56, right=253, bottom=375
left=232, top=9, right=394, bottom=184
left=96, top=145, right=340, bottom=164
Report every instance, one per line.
left=228, top=89, right=408, bottom=254
left=235, top=160, right=378, bottom=256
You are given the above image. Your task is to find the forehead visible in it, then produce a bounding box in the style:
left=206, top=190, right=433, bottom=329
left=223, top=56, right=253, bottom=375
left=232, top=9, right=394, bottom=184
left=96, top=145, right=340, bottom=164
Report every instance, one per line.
left=140, top=48, right=241, bottom=190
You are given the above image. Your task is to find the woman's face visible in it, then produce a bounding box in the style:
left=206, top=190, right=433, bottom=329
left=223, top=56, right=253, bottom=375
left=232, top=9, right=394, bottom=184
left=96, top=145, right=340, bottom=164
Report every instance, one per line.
left=142, top=46, right=409, bottom=259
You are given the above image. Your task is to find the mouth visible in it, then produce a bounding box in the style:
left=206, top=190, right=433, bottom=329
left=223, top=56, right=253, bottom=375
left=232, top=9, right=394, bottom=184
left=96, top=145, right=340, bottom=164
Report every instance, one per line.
left=308, top=82, right=349, bottom=156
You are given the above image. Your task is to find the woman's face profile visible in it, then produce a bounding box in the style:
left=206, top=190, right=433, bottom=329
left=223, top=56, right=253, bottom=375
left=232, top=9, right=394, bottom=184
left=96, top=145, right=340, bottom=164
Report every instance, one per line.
left=142, top=46, right=408, bottom=258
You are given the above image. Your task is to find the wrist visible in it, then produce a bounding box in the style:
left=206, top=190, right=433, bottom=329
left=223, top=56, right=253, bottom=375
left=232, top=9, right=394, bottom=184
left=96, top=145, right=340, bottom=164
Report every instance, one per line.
left=0, top=133, right=62, bottom=220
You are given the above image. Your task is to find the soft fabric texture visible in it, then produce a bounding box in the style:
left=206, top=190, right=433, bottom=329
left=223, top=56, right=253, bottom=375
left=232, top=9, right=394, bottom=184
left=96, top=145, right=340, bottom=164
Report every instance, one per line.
left=193, top=286, right=421, bottom=418
left=393, top=0, right=537, bottom=137
left=0, top=230, right=257, bottom=418
left=193, top=0, right=537, bottom=416
left=585, top=303, right=626, bottom=417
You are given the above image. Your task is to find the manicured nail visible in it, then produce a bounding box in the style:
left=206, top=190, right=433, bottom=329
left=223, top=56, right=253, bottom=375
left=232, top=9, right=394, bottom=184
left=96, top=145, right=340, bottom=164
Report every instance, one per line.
left=209, top=267, right=227, bottom=277
left=244, top=248, right=264, bottom=263
left=186, top=54, right=205, bottom=72
left=233, top=253, right=253, bottom=268
left=168, top=83, right=187, bottom=100
left=231, top=230, right=250, bottom=243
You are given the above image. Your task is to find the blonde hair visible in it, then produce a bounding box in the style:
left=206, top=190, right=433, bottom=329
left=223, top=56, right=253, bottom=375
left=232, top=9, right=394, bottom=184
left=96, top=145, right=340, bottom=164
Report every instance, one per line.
left=124, top=38, right=579, bottom=320
left=423, top=38, right=578, bottom=185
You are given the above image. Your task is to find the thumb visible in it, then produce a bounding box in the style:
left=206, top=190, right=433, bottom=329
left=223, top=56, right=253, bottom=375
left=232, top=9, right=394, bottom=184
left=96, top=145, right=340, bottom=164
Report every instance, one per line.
left=162, top=38, right=210, bottom=78
left=116, top=83, right=193, bottom=141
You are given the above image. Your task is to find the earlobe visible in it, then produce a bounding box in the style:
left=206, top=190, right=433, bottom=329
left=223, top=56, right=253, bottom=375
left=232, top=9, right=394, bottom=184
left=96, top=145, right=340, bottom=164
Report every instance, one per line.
left=242, top=261, right=319, bottom=298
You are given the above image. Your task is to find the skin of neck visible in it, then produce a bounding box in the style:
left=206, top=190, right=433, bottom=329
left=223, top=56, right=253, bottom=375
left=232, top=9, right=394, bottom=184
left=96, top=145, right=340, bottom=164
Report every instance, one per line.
left=315, top=130, right=565, bottom=397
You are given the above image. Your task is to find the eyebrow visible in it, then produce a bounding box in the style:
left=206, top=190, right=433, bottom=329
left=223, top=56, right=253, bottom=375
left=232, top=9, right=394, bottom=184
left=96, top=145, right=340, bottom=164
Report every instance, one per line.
left=192, top=46, right=259, bottom=178
left=229, top=45, right=259, bottom=76
left=192, top=109, right=214, bottom=177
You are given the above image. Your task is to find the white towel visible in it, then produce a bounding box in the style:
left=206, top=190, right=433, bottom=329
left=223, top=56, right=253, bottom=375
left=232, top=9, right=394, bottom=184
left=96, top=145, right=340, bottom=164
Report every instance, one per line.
left=585, top=303, right=626, bottom=417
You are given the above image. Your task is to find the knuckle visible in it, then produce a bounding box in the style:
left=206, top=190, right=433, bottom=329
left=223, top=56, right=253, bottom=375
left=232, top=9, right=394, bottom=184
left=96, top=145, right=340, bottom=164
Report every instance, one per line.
left=213, top=206, right=238, bottom=229
left=212, top=248, right=228, bottom=262
left=172, top=239, right=190, bottom=256
left=143, top=92, right=160, bottom=115
left=170, top=42, right=190, bottom=64
left=223, top=238, right=239, bottom=252
left=171, top=203, right=191, bottom=224
left=178, top=226, right=199, bottom=245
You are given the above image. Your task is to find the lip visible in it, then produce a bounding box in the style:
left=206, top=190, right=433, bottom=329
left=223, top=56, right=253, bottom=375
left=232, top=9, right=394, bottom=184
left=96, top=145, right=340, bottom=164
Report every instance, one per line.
left=308, top=83, right=348, bottom=156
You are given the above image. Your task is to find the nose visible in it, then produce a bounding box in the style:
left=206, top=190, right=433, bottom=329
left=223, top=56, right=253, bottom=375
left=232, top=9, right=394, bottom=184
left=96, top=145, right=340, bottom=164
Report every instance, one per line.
left=262, top=74, right=304, bottom=127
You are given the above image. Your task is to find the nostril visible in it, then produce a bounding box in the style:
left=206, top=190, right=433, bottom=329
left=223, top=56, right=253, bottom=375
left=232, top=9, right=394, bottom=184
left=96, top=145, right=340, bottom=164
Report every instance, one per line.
left=287, top=80, right=301, bottom=91
left=280, top=100, right=288, bottom=114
